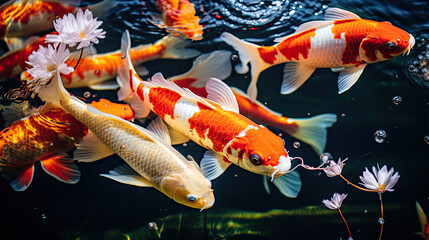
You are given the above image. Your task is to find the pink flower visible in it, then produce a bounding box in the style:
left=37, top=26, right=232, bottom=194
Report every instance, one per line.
left=324, top=158, right=347, bottom=177
left=322, top=193, right=348, bottom=210
left=359, top=165, right=400, bottom=193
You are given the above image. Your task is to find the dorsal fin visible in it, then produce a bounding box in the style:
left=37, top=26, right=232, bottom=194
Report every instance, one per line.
left=148, top=73, right=217, bottom=110
left=206, top=78, right=239, bottom=113
left=324, top=8, right=361, bottom=21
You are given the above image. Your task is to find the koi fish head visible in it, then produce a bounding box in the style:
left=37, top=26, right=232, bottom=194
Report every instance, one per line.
left=89, top=99, right=135, bottom=121
left=229, top=125, right=291, bottom=178
left=160, top=161, right=215, bottom=210
left=359, top=22, right=415, bottom=63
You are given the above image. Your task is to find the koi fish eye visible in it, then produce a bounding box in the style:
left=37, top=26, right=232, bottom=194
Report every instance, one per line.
left=385, top=41, right=397, bottom=50
left=250, top=154, right=262, bottom=166
left=187, top=194, right=198, bottom=202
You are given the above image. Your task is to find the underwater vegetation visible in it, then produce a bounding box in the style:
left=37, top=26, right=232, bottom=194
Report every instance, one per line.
left=0, top=0, right=428, bottom=240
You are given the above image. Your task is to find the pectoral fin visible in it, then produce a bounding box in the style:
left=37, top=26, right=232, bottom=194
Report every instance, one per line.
left=200, top=151, right=231, bottom=180
left=166, top=124, right=190, bottom=145
left=40, top=153, right=80, bottom=184
left=1, top=164, right=35, bottom=191
left=100, top=164, right=153, bottom=187
left=73, top=130, right=115, bottom=162
left=281, top=63, right=316, bottom=94
left=337, top=64, right=366, bottom=94
left=272, top=171, right=302, bottom=198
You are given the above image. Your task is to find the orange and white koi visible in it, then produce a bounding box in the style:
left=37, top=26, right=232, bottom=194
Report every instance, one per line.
left=168, top=50, right=337, bottom=155
left=20, top=34, right=200, bottom=90
left=0, top=0, right=117, bottom=38
left=221, top=8, right=415, bottom=100
left=35, top=68, right=214, bottom=209
left=118, top=30, right=302, bottom=198
left=149, top=0, right=203, bottom=41
left=0, top=99, right=134, bottom=191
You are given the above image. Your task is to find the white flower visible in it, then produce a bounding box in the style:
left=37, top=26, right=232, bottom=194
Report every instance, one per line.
left=322, top=193, right=348, bottom=210
left=359, top=165, right=400, bottom=193
left=45, top=9, right=105, bottom=49
left=324, top=158, right=347, bottom=177
left=26, top=43, right=73, bottom=86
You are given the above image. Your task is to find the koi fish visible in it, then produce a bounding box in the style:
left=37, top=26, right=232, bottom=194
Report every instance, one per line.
left=118, top=30, right=301, bottom=198
left=20, top=34, right=200, bottom=90
left=220, top=8, right=415, bottom=100
left=36, top=68, right=215, bottom=209
left=168, top=50, right=337, bottom=155
left=0, top=33, right=54, bottom=76
left=0, top=99, right=134, bottom=191
left=0, top=0, right=117, bottom=38
left=416, top=201, right=429, bottom=240
left=149, top=0, right=203, bottom=41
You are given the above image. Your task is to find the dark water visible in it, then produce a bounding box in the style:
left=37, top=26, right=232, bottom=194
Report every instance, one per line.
left=1, top=0, right=428, bottom=239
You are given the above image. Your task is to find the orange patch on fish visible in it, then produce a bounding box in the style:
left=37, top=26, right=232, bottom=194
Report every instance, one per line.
left=174, top=78, right=208, bottom=97
left=331, top=19, right=377, bottom=64
left=258, top=46, right=278, bottom=64
left=277, top=28, right=316, bottom=61
left=148, top=88, right=182, bottom=119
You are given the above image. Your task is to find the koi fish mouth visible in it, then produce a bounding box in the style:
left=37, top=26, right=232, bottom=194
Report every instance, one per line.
left=270, top=155, right=291, bottom=181
left=200, top=196, right=215, bottom=212
left=403, top=34, right=415, bottom=56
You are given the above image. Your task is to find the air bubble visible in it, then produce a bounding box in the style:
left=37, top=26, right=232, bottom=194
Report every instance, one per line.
left=234, top=174, right=238, bottom=178
left=83, top=91, right=91, bottom=98
left=320, top=152, right=332, bottom=163
left=422, top=68, right=428, bottom=74
left=41, top=214, right=47, bottom=220
left=374, top=130, right=387, bottom=143
left=392, top=96, right=402, bottom=105
left=148, top=222, right=158, bottom=230
left=341, top=113, right=346, bottom=117
left=49, top=143, right=54, bottom=146
left=378, top=218, right=385, bottom=224
left=293, top=142, right=300, bottom=148
left=182, top=143, right=188, bottom=147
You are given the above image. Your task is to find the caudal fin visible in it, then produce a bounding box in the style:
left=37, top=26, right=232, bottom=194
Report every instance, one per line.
left=169, top=50, right=232, bottom=89
left=220, top=32, right=269, bottom=101
left=37, top=69, right=70, bottom=107
left=158, top=35, right=201, bottom=60
left=288, top=114, right=337, bottom=155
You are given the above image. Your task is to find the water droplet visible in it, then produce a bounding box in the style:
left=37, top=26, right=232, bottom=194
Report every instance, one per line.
left=364, top=209, right=368, bottom=214
left=230, top=54, right=239, bottom=61
left=293, top=142, right=300, bottom=148
left=148, top=222, right=158, bottom=230
left=392, top=96, right=402, bottom=105
left=49, top=143, right=54, bottom=146
left=341, top=113, right=346, bottom=117
left=70, top=137, right=75, bottom=141
left=182, top=143, right=188, bottom=147
left=92, top=94, right=97, bottom=98
left=378, top=218, right=385, bottom=224
left=83, top=91, right=91, bottom=98
left=307, top=112, right=311, bottom=116
left=234, top=174, right=238, bottom=178
left=278, top=133, right=283, bottom=137
left=320, top=152, right=332, bottom=163
left=424, top=136, right=429, bottom=144
left=374, top=130, right=387, bottom=143
left=41, top=214, right=47, bottom=220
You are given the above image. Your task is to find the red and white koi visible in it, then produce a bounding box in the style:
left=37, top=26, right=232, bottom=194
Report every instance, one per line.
left=221, top=8, right=415, bottom=100
left=118, top=30, right=302, bottom=198
left=20, top=34, right=200, bottom=90
left=148, top=0, right=203, bottom=41
left=168, top=50, right=337, bottom=155
left=0, top=0, right=117, bottom=38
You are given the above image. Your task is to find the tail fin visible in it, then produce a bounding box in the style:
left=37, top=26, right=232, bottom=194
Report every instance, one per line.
left=116, top=30, right=134, bottom=101
left=37, top=69, right=70, bottom=107
left=158, top=35, right=201, bottom=59
left=288, top=114, right=337, bottom=155
left=88, top=0, right=118, bottom=19
left=169, top=50, right=232, bottom=87
left=220, top=32, right=269, bottom=101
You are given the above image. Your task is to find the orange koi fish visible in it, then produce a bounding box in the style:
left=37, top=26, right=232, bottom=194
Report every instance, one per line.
left=118, top=30, right=302, bottom=198
left=0, top=99, right=134, bottom=191
left=0, top=33, right=55, bottom=76
left=168, top=50, right=337, bottom=155
left=0, top=0, right=117, bottom=38
left=221, top=8, right=415, bottom=100
left=149, top=0, right=203, bottom=41
left=20, top=34, right=200, bottom=90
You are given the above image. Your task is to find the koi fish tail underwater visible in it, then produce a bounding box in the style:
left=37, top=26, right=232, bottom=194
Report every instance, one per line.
left=0, top=1, right=427, bottom=240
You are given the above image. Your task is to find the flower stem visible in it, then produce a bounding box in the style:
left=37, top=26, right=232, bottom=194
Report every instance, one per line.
left=338, top=208, right=353, bottom=239
left=379, top=193, right=384, bottom=240
left=339, top=174, right=378, bottom=192
left=74, top=48, right=84, bottom=69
